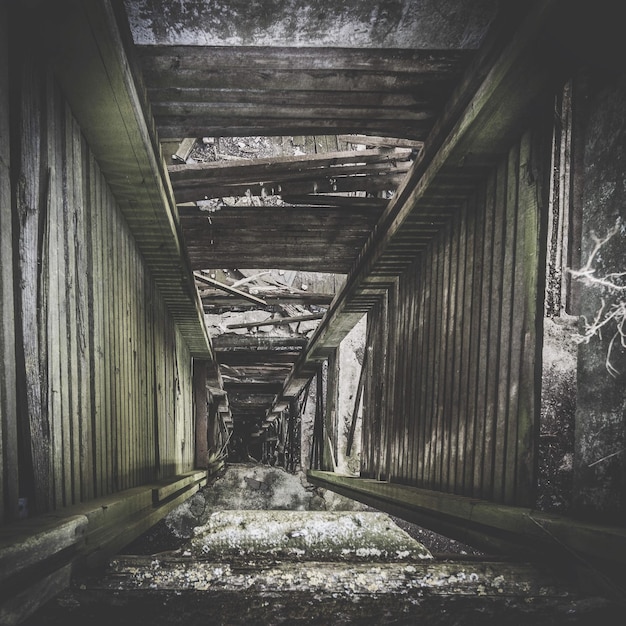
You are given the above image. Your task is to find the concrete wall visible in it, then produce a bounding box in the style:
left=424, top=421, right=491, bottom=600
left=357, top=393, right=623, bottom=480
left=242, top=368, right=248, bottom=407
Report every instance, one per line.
left=573, top=70, right=626, bottom=523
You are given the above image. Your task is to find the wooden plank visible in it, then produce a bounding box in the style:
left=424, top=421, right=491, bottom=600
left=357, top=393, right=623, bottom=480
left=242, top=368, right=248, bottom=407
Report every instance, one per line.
left=168, top=148, right=411, bottom=183
left=464, top=186, right=486, bottom=495
left=481, top=160, right=506, bottom=501
left=138, top=46, right=470, bottom=74
left=514, top=129, right=544, bottom=506
left=495, top=143, right=520, bottom=503
left=172, top=137, right=195, bottom=163
left=226, top=313, right=324, bottom=330
left=45, top=76, right=64, bottom=510
left=309, top=471, right=626, bottom=567
left=448, top=201, right=466, bottom=493
left=193, top=361, right=209, bottom=469
left=0, top=3, right=18, bottom=521
left=0, top=563, right=72, bottom=626
left=473, top=172, right=495, bottom=499
left=194, top=274, right=267, bottom=306
left=443, top=215, right=460, bottom=493
left=158, top=122, right=429, bottom=141
left=76, top=126, right=94, bottom=502
left=143, top=65, right=455, bottom=93
left=339, top=135, right=425, bottom=150
left=455, top=198, right=474, bottom=492
left=174, top=172, right=406, bottom=201
left=15, top=54, right=52, bottom=514
left=154, top=102, right=433, bottom=123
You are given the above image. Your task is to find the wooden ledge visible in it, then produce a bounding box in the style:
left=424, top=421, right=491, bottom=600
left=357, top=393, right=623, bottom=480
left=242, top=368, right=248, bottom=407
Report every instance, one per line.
left=308, top=471, right=626, bottom=568
left=0, top=470, right=206, bottom=625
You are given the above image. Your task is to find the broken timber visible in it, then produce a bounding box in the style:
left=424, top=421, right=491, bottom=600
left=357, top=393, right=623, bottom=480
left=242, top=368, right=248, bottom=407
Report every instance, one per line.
left=226, top=313, right=325, bottom=330
left=169, top=147, right=411, bottom=202
left=194, top=273, right=267, bottom=306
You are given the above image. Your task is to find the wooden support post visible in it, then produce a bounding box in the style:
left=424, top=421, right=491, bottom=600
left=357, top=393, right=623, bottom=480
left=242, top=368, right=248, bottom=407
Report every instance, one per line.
left=193, top=360, right=209, bottom=469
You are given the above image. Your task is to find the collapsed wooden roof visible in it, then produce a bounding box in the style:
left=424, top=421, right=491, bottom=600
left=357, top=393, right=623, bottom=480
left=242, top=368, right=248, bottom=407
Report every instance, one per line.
left=125, top=0, right=500, bottom=430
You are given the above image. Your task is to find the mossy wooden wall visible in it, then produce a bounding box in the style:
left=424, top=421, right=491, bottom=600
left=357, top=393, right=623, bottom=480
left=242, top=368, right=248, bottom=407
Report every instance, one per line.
left=360, top=129, right=548, bottom=507
left=0, top=47, right=195, bottom=522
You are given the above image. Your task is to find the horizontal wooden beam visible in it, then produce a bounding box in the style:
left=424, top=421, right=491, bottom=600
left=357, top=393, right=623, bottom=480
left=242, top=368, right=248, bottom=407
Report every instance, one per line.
left=226, top=313, right=324, bottom=330
left=169, top=148, right=411, bottom=183
left=175, top=172, right=406, bottom=202
left=139, top=46, right=471, bottom=74
left=339, top=134, right=425, bottom=150
left=201, top=291, right=335, bottom=309
left=308, top=472, right=626, bottom=569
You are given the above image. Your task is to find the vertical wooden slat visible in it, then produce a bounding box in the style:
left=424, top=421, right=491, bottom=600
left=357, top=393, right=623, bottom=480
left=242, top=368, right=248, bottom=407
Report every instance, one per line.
left=76, top=127, right=93, bottom=501
left=45, top=76, right=63, bottom=510
left=473, top=173, right=496, bottom=498
left=447, top=209, right=464, bottom=493
left=15, top=53, right=53, bottom=514
left=514, top=129, right=544, bottom=506
left=410, top=258, right=426, bottom=485
left=455, top=197, right=475, bottom=492
left=0, top=4, right=19, bottom=521
left=495, top=144, right=520, bottom=503
left=423, top=238, right=439, bottom=488
left=482, top=161, right=507, bottom=500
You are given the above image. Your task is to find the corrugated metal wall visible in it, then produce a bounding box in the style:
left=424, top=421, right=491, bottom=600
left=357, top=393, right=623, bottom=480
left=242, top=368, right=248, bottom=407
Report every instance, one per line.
left=0, top=54, right=194, bottom=522
left=360, top=130, right=546, bottom=507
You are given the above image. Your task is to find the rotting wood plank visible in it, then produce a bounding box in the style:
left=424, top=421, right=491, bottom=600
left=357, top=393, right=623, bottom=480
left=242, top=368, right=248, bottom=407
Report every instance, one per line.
left=15, top=54, right=52, bottom=514
left=194, top=274, right=267, bottom=306
left=464, top=188, right=485, bottom=495
left=339, top=135, right=425, bottom=150
left=46, top=76, right=64, bottom=510
left=149, top=87, right=433, bottom=109
left=0, top=4, right=18, bottom=522
left=144, top=65, right=457, bottom=93
left=308, top=471, right=626, bottom=567
left=154, top=102, right=433, bottom=123
left=226, top=313, right=325, bottom=330
left=138, top=46, right=471, bottom=74
left=514, top=129, right=546, bottom=507
left=174, top=172, right=406, bottom=200
left=494, top=143, right=519, bottom=503
left=158, top=122, right=429, bottom=141
left=168, top=148, right=411, bottom=183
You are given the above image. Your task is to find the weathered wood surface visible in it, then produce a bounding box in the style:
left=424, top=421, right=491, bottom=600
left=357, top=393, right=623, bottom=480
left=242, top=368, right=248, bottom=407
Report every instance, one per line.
left=357, top=130, right=546, bottom=504
left=169, top=147, right=410, bottom=183
left=137, top=46, right=470, bottom=139
left=0, top=36, right=199, bottom=521
left=279, top=1, right=562, bottom=412
left=35, top=0, right=211, bottom=358
left=0, top=472, right=206, bottom=625
left=226, top=313, right=325, bottom=330
left=0, top=4, right=18, bottom=524
left=308, top=471, right=626, bottom=570
left=339, top=134, right=425, bottom=149
left=181, top=204, right=385, bottom=273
